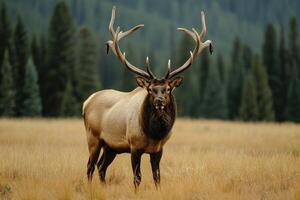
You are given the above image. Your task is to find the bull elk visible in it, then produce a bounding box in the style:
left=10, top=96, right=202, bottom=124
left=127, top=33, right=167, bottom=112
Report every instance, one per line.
left=82, top=6, right=212, bottom=190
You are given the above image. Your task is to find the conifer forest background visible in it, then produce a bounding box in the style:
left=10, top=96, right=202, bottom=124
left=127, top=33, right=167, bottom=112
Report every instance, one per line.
left=0, top=0, right=300, bottom=122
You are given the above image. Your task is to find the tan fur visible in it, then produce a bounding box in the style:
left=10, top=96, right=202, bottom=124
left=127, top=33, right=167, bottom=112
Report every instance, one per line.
left=83, top=87, right=171, bottom=154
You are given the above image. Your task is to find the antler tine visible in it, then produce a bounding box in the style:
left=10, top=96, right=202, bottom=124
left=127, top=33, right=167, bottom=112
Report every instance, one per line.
left=164, top=59, right=171, bottom=78
left=106, top=6, right=153, bottom=79
left=146, top=56, right=155, bottom=79
left=146, top=56, right=149, bottom=67
left=113, top=29, right=151, bottom=79
left=177, top=28, right=197, bottom=42
left=119, top=24, right=144, bottom=40
left=168, top=28, right=200, bottom=78
left=168, top=11, right=212, bottom=79
left=109, top=6, right=116, bottom=37
left=199, top=11, right=206, bottom=40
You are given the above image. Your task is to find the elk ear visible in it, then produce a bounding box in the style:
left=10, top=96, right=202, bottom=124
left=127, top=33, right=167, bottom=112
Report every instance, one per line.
left=136, top=76, right=150, bottom=88
left=169, top=76, right=183, bottom=89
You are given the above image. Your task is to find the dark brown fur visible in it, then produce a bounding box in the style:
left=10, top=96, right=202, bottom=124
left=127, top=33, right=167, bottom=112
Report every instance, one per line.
left=140, top=93, right=176, bottom=140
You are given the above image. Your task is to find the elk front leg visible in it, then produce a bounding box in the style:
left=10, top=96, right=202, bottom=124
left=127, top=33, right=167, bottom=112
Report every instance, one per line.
left=131, top=149, right=143, bottom=192
left=150, top=149, right=162, bottom=189
left=97, top=145, right=116, bottom=183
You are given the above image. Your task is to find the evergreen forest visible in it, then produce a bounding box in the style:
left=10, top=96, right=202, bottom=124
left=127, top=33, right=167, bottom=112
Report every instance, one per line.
left=0, top=0, right=300, bottom=122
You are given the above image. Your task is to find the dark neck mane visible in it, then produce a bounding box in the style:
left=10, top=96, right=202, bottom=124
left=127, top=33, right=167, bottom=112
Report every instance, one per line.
left=140, top=94, right=176, bottom=140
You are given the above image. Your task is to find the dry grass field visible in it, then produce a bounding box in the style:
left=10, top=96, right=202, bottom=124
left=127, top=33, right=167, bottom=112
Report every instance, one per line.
left=0, top=119, right=299, bottom=200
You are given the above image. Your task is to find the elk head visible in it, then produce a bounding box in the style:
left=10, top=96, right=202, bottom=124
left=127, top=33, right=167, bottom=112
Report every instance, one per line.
left=106, top=6, right=212, bottom=111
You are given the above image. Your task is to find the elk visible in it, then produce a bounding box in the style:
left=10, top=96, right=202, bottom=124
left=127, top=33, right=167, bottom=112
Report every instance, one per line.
left=82, top=6, right=212, bottom=190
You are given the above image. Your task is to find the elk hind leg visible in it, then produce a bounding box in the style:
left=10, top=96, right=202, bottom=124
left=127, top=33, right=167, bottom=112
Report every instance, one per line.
left=87, top=131, right=102, bottom=182
left=97, top=144, right=116, bottom=183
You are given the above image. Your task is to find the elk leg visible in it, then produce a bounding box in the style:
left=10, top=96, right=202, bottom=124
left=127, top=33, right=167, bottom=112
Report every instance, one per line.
left=150, top=150, right=163, bottom=189
left=97, top=145, right=116, bottom=183
left=87, top=135, right=103, bottom=182
left=131, top=149, right=143, bottom=192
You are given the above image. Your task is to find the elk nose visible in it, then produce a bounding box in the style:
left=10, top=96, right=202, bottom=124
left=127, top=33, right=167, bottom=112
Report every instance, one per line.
left=155, top=97, right=164, bottom=104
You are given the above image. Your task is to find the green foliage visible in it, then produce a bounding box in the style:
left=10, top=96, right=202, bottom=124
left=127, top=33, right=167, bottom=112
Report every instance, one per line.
left=0, top=51, right=15, bottom=116
left=217, top=54, right=225, bottom=83
left=278, top=28, right=289, bottom=121
left=227, top=37, right=245, bottom=119
left=175, top=34, right=199, bottom=117
left=240, top=75, right=258, bottom=121
left=201, top=63, right=228, bottom=119
left=3, top=0, right=300, bottom=60
left=286, top=17, right=300, bottom=122
left=199, top=49, right=210, bottom=104
left=286, top=67, right=300, bottom=122
left=13, top=16, right=29, bottom=116
left=0, top=2, right=12, bottom=68
left=77, top=27, right=100, bottom=100
left=31, top=35, right=39, bottom=71
left=44, top=1, right=76, bottom=116
left=243, top=45, right=253, bottom=71
left=32, top=34, right=48, bottom=115
left=60, top=81, right=78, bottom=117
left=262, top=24, right=281, bottom=121
left=0, top=0, right=299, bottom=121
left=289, top=17, right=300, bottom=70
left=20, top=58, right=42, bottom=117
left=251, top=56, right=274, bottom=121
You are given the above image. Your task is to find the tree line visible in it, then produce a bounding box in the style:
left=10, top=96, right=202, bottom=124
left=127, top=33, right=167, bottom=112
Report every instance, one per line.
left=0, top=1, right=299, bottom=122
left=175, top=17, right=300, bottom=122
left=0, top=2, right=100, bottom=117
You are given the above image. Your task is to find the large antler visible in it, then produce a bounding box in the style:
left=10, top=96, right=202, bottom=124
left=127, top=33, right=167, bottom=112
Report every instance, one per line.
left=166, top=11, right=213, bottom=79
left=106, top=6, right=154, bottom=79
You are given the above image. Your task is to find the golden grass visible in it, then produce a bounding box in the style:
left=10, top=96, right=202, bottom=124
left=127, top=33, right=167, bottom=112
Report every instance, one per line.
left=0, top=118, right=299, bottom=200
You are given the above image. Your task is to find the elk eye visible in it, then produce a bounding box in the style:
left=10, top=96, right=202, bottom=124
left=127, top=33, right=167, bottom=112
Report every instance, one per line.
left=166, top=88, right=171, bottom=93
left=148, top=88, right=152, bottom=93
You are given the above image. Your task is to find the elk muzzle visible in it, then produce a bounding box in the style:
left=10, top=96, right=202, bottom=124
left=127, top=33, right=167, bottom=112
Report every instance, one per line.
left=154, top=96, right=166, bottom=110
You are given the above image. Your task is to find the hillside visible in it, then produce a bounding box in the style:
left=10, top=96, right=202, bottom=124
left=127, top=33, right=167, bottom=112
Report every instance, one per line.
left=4, top=0, right=300, bottom=62
left=1, top=0, right=300, bottom=120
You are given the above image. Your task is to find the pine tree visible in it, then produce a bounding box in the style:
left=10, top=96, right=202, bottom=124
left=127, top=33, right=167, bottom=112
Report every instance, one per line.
left=286, top=66, right=300, bottom=122
left=278, top=28, right=288, bottom=121
left=37, top=34, right=48, bottom=115
left=20, top=58, right=42, bottom=117
left=31, top=35, right=40, bottom=70
left=201, top=63, right=228, bottom=119
left=0, top=2, right=12, bottom=68
left=199, top=49, right=210, bottom=103
left=262, top=23, right=281, bottom=121
left=175, top=34, right=199, bottom=117
left=240, top=75, right=258, bottom=121
left=0, top=51, right=15, bottom=116
left=227, top=37, right=245, bottom=119
left=252, top=55, right=274, bottom=121
left=243, top=45, right=253, bottom=71
left=217, top=54, right=225, bottom=83
left=13, top=16, right=29, bottom=116
left=30, top=34, right=48, bottom=115
left=60, top=81, right=78, bottom=117
left=77, top=27, right=100, bottom=101
left=45, top=1, right=76, bottom=116
left=289, top=16, right=300, bottom=76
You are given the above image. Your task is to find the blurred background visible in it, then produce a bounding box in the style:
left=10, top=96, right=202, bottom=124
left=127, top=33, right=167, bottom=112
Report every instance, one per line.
left=0, top=0, right=299, bottom=122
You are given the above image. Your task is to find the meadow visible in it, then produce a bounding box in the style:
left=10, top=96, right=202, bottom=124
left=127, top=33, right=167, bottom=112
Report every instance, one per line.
left=0, top=118, right=299, bottom=200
